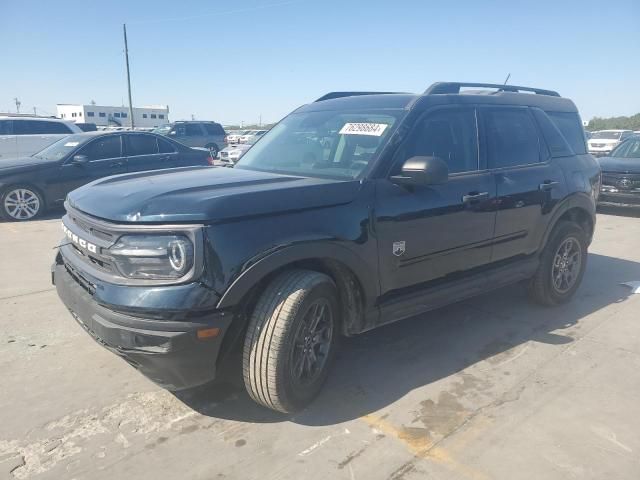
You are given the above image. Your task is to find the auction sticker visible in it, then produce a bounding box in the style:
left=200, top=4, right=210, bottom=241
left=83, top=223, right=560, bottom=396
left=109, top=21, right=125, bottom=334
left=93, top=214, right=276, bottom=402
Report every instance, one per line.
left=339, top=123, right=388, bottom=136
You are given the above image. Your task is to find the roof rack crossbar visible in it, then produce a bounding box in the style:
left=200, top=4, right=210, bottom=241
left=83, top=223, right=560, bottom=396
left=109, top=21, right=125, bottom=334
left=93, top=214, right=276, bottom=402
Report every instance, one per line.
left=425, top=82, right=560, bottom=97
left=314, top=91, right=405, bottom=102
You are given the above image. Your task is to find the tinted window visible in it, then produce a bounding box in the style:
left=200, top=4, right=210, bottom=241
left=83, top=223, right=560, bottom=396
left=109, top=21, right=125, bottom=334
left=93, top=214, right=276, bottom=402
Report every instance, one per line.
left=81, top=136, right=122, bottom=160
left=485, top=108, right=540, bottom=168
left=546, top=111, right=587, bottom=154
left=186, top=124, right=202, bottom=136
left=99, top=112, right=106, bottom=117
left=158, top=137, right=177, bottom=153
left=402, top=108, right=478, bottom=174
left=87, top=112, right=95, bottom=117
left=114, top=113, right=121, bottom=118
left=13, top=120, right=71, bottom=135
left=127, top=135, right=158, bottom=156
left=159, top=114, right=165, bottom=119
left=0, top=120, right=13, bottom=135
left=531, top=109, right=571, bottom=158
left=204, top=123, right=225, bottom=135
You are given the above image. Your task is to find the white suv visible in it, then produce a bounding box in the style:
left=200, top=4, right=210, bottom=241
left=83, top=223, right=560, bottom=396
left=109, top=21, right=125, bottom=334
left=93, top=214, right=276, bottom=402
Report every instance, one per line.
left=587, top=129, right=634, bottom=156
left=0, top=116, right=82, bottom=159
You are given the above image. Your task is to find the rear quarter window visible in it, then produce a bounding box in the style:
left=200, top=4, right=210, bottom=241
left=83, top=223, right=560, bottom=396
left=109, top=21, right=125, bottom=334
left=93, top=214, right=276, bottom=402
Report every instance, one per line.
left=0, top=120, right=11, bottom=135
left=546, top=111, right=587, bottom=155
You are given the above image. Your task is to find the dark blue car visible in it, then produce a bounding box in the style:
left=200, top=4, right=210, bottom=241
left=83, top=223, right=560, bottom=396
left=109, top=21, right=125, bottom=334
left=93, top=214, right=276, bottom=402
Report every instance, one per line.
left=598, top=135, right=640, bottom=208
left=0, top=131, right=211, bottom=220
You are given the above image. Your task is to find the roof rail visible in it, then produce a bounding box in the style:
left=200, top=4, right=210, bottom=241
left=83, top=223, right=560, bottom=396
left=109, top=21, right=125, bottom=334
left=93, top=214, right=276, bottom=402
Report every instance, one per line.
left=314, top=91, right=405, bottom=102
left=425, top=82, right=560, bottom=97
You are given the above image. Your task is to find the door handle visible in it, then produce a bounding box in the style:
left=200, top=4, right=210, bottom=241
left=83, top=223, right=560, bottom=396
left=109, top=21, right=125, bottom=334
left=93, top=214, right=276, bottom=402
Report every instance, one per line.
left=539, top=181, right=559, bottom=191
left=160, top=156, right=171, bottom=161
left=462, top=192, right=489, bottom=203
left=109, top=161, right=125, bottom=168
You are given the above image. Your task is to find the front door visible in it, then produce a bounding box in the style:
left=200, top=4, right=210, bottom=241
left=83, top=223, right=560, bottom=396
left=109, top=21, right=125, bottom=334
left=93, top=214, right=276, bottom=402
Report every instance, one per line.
left=53, top=135, right=127, bottom=203
left=375, top=106, right=497, bottom=298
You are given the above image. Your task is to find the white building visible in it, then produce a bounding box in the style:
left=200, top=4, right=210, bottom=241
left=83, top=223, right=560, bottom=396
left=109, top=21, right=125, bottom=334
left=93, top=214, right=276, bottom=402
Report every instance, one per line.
left=56, top=104, right=169, bottom=129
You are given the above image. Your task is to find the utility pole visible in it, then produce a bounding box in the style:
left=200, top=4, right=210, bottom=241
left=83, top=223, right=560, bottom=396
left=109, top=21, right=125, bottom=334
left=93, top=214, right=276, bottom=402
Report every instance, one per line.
left=123, top=24, right=135, bottom=130
left=33, top=107, right=37, bottom=116
left=13, top=98, right=21, bottom=114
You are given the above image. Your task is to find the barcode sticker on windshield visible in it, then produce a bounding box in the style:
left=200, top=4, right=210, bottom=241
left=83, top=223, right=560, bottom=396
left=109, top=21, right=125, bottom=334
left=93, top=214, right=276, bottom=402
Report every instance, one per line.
left=64, top=142, right=79, bottom=147
left=339, top=123, right=388, bottom=136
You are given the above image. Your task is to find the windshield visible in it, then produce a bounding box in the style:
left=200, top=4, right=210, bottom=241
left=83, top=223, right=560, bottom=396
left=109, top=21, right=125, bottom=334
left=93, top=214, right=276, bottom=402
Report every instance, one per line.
left=592, top=131, right=623, bottom=140
left=235, top=109, right=404, bottom=179
left=610, top=138, right=640, bottom=158
left=32, top=134, right=89, bottom=160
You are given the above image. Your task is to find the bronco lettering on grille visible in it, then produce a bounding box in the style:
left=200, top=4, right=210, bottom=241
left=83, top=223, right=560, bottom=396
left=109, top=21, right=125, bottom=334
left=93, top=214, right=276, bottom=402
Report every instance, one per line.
left=62, top=223, right=97, bottom=254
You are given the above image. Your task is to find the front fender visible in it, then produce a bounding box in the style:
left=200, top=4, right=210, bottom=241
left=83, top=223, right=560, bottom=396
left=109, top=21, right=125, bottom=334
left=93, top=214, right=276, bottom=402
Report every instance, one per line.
left=216, top=241, right=379, bottom=312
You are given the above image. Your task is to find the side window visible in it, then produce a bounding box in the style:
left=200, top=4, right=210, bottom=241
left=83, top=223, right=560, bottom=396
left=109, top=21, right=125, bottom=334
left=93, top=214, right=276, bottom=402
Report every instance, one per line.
left=0, top=120, right=12, bottom=135
left=39, top=122, right=73, bottom=134
left=186, top=124, right=202, bottom=136
left=484, top=108, right=540, bottom=168
left=126, top=135, right=159, bottom=156
left=401, top=108, right=479, bottom=174
left=12, top=120, right=38, bottom=135
left=157, top=137, right=177, bottom=153
left=81, top=136, right=122, bottom=161
left=203, top=124, right=217, bottom=135
left=546, top=111, right=587, bottom=155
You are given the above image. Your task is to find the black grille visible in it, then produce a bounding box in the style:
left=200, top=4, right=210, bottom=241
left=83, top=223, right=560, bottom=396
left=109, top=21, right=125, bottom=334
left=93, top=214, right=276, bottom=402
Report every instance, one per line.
left=601, top=172, right=640, bottom=190
left=63, top=207, right=118, bottom=274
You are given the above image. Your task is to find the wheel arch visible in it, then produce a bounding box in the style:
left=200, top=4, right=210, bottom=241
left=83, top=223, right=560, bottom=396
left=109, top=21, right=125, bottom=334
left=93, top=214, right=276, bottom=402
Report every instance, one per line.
left=541, top=193, right=595, bottom=251
left=217, top=244, right=378, bottom=336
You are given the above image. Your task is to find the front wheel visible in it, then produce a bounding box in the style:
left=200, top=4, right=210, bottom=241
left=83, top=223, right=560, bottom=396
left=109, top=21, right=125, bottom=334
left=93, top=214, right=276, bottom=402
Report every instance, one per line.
left=243, top=270, right=339, bottom=413
left=528, top=221, right=588, bottom=306
left=1, top=186, right=44, bottom=221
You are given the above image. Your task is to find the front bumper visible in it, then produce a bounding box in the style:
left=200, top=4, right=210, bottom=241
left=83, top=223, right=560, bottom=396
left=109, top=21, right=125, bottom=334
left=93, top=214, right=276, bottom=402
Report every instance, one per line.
left=53, top=261, right=233, bottom=390
left=598, top=191, right=640, bottom=207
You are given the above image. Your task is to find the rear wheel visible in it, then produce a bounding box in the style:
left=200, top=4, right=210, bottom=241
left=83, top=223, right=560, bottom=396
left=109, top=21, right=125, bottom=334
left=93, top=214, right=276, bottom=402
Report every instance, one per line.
left=1, top=186, right=44, bottom=221
left=243, top=270, right=339, bottom=413
left=528, top=222, right=588, bottom=306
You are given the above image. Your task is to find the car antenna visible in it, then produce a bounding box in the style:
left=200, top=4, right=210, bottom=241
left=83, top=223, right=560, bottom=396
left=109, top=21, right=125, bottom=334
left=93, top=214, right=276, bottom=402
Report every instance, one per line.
left=503, top=73, right=511, bottom=85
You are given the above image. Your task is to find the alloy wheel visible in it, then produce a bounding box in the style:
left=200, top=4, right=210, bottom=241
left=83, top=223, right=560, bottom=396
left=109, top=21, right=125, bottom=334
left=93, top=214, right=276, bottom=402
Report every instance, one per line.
left=3, top=188, right=41, bottom=220
left=551, top=236, right=582, bottom=294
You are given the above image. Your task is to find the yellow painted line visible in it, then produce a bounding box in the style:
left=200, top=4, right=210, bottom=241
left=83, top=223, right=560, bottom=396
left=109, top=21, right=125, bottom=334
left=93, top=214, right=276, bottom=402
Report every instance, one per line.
left=360, top=413, right=490, bottom=480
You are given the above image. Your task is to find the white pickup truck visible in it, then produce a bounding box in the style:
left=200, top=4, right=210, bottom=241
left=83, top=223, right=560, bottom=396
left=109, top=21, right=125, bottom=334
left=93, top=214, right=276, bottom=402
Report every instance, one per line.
left=0, top=116, right=82, bottom=159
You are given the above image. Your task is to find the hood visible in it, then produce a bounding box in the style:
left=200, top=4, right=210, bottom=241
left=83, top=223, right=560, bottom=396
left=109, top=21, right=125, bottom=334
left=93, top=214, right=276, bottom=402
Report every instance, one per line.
left=0, top=156, right=58, bottom=174
left=67, top=166, right=362, bottom=223
left=588, top=138, right=619, bottom=146
left=597, top=156, right=640, bottom=174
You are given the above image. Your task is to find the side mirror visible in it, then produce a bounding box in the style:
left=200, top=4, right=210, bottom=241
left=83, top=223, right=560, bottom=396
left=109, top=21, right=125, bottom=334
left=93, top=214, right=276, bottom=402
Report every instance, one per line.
left=71, top=154, right=89, bottom=165
left=390, top=156, right=448, bottom=187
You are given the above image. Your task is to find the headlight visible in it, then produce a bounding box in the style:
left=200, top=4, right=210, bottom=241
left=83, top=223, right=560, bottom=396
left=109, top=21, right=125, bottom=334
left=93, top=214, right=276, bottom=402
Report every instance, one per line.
left=106, top=235, right=194, bottom=280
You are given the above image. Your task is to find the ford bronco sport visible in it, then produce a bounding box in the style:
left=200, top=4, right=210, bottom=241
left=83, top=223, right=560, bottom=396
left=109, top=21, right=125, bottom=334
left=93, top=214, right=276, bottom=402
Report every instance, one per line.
left=53, top=82, right=600, bottom=413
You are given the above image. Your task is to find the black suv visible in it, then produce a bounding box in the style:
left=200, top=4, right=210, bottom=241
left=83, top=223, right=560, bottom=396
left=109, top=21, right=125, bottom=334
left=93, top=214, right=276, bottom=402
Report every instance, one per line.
left=53, top=82, right=600, bottom=413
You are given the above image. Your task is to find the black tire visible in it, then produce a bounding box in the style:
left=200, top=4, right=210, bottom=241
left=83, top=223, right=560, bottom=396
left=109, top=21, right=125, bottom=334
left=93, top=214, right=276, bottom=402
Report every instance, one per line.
left=1, top=185, right=44, bottom=221
left=528, top=221, right=588, bottom=306
left=205, top=144, right=219, bottom=158
left=243, top=269, right=339, bottom=413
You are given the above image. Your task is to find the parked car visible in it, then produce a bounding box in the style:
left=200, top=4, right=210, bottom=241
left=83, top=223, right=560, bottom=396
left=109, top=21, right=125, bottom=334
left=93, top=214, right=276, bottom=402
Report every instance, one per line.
left=53, top=82, right=599, bottom=413
left=587, top=129, right=634, bottom=156
left=0, top=116, right=82, bottom=159
left=0, top=131, right=210, bottom=221
left=157, top=121, right=226, bottom=157
left=225, top=130, right=249, bottom=144
left=598, top=135, right=640, bottom=208
left=219, top=137, right=257, bottom=164
left=75, top=123, right=98, bottom=132
left=239, top=129, right=267, bottom=144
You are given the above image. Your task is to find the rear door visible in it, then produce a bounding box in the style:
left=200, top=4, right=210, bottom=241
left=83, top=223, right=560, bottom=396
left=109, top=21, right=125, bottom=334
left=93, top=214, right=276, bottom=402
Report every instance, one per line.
left=0, top=119, right=16, bottom=159
left=14, top=120, right=74, bottom=156
left=481, top=106, right=566, bottom=261
left=124, top=133, right=177, bottom=172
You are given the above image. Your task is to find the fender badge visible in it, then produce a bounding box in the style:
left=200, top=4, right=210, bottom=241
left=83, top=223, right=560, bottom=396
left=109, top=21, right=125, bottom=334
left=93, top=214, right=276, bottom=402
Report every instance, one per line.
left=393, top=241, right=406, bottom=257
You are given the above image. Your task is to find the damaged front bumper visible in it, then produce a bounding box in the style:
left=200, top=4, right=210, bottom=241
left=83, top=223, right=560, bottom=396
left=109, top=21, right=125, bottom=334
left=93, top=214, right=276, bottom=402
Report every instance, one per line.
left=52, top=256, right=233, bottom=390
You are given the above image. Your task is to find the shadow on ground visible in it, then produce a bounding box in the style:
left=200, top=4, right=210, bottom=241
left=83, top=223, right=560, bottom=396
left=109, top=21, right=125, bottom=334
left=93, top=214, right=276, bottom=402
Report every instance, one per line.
left=175, top=253, right=640, bottom=425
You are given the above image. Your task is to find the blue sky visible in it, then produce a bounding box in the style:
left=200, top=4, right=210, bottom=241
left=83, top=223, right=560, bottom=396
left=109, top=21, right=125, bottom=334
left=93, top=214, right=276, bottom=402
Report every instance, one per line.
left=1, top=0, right=639, bottom=125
